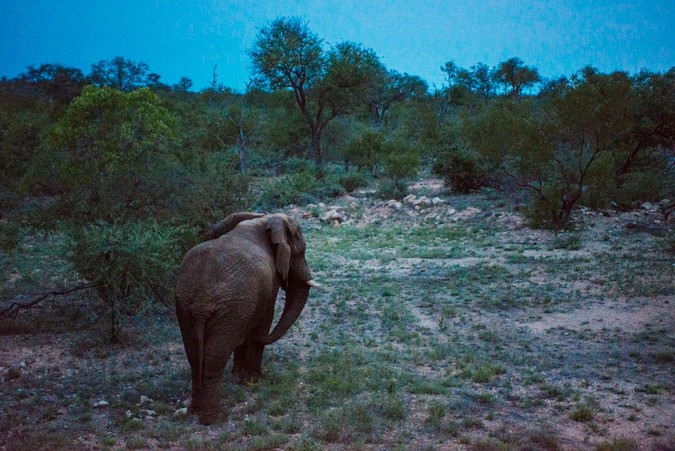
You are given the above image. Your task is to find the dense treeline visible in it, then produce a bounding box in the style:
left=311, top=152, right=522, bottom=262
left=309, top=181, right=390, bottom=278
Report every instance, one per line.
left=1, top=17, right=673, bottom=338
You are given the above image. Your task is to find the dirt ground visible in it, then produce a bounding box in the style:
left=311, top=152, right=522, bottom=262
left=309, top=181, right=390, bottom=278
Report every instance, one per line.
left=1, top=180, right=673, bottom=450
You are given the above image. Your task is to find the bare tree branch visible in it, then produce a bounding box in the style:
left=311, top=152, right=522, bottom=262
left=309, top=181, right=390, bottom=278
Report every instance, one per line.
left=1, top=283, right=99, bottom=320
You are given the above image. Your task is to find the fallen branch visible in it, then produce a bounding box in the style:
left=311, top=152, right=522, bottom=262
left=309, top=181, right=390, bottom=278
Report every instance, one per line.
left=0, top=283, right=99, bottom=320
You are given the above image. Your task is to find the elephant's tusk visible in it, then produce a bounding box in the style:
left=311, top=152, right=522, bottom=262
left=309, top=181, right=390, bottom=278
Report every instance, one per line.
left=306, top=279, right=322, bottom=288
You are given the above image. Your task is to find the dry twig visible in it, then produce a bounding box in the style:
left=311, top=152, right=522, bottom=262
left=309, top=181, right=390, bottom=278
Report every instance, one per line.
left=0, top=283, right=98, bottom=320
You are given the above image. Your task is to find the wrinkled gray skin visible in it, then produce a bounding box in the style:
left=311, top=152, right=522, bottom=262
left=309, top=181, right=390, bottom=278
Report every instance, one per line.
left=175, top=212, right=317, bottom=425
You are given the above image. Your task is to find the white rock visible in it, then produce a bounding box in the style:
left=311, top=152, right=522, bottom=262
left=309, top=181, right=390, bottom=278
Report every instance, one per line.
left=321, top=209, right=346, bottom=222
left=139, top=395, right=153, bottom=405
left=174, top=407, right=188, bottom=417
left=403, top=194, right=417, bottom=205
left=386, top=200, right=402, bottom=210
left=431, top=197, right=444, bottom=205
left=94, top=400, right=110, bottom=407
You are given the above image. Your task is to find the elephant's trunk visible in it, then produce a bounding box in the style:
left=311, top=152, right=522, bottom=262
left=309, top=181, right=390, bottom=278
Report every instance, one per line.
left=255, top=283, right=311, bottom=344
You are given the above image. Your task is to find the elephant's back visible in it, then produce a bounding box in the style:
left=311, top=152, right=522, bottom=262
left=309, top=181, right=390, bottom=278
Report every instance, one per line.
left=176, top=237, right=276, bottom=306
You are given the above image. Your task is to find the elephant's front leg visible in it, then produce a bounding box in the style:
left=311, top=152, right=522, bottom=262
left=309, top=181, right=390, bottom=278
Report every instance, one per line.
left=233, top=339, right=266, bottom=383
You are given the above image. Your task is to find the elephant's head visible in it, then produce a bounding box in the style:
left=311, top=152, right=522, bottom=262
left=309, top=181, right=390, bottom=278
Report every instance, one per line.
left=256, top=213, right=320, bottom=344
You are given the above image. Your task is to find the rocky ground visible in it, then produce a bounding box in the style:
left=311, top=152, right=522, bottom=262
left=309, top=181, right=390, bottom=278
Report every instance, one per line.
left=1, top=179, right=673, bottom=450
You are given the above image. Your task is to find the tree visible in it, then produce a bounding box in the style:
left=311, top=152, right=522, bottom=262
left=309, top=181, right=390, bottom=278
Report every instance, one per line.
left=89, top=56, right=150, bottom=91
left=441, top=61, right=496, bottom=107
left=33, top=86, right=248, bottom=340
left=174, top=76, right=193, bottom=92
left=21, top=63, right=87, bottom=105
left=461, top=67, right=646, bottom=227
left=368, top=70, right=428, bottom=127
left=219, top=81, right=261, bottom=175
left=0, top=64, right=87, bottom=200
left=494, top=57, right=540, bottom=97
left=625, top=68, right=675, bottom=174
left=251, top=17, right=382, bottom=167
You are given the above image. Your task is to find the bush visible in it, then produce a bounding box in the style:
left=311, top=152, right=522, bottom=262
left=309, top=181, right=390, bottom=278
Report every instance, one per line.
left=523, top=184, right=566, bottom=229
left=615, top=170, right=668, bottom=209
left=257, top=166, right=347, bottom=210
left=66, top=220, right=187, bottom=342
left=376, top=178, right=407, bottom=200
left=433, top=140, right=492, bottom=193
left=341, top=131, right=386, bottom=172
left=382, top=140, right=419, bottom=181
left=376, top=140, right=420, bottom=200
left=582, top=151, right=670, bottom=210
left=338, top=170, right=371, bottom=192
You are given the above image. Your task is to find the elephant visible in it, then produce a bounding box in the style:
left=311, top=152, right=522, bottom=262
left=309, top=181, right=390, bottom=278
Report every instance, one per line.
left=175, top=212, right=320, bottom=425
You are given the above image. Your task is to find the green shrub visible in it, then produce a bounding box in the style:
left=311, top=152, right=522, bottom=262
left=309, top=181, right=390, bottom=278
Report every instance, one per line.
left=615, top=170, right=668, bottom=209
left=583, top=150, right=670, bottom=210
left=433, top=140, right=491, bottom=193
left=382, top=141, right=419, bottom=182
left=581, top=153, right=616, bottom=209
left=570, top=404, right=595, bottom=422
left=523, top=184, right=568, bottom=229
left=257, top=166, right=347, bottom=209
left=376, top=178, right=407, bottom=200
left=65, top=220, right=186, bottom=341
left=338, top=170, right=371, bottom=192
left=595, top=437, right=639, bottom=451
left=342, top=131, right=386, bottom=172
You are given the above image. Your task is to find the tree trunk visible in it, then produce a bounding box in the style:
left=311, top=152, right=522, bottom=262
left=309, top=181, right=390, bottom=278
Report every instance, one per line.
left=238, top=128, right=246, bottom=174
left=311, top=131, right=323, bottom=168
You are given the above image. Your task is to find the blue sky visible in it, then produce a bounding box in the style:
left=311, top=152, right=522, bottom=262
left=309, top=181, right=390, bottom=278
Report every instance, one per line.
left=1, top=0, right=673, bottom=91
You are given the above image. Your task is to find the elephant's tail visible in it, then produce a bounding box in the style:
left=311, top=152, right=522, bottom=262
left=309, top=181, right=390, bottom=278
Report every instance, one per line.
left=194, top=316, right=207, bottom=389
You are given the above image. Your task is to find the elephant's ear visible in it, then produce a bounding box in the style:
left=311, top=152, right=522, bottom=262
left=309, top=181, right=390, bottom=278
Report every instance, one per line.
left=267, top=216, right=291, bottom=283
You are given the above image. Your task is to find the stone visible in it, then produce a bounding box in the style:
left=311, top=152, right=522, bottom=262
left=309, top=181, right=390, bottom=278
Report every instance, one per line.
left=320, top=209, right=346, bottom=222
left=431, top=197, right=444, bottom=205
left=173, top=407, right=188, bottom=418
left=385, top=200, right=402, bottom=210
left=418, top=196, right=431, bottom=205
left=403, top=194, right=417, bottom=205
left=94, top=400, right=110, bottom=408
left=139, top=395, right=153, bottom=405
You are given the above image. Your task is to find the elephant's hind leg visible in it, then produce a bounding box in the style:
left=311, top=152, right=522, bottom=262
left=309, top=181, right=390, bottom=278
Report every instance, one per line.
left=191, top=309, right=242, bottom=425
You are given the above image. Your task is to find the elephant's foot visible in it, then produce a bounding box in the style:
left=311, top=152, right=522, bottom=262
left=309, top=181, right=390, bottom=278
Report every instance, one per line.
left=196, top=409, right=224, bottom=425
left=232, top=364, right=264, bottom=384
left=190, top=388, right=223, bottom=425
